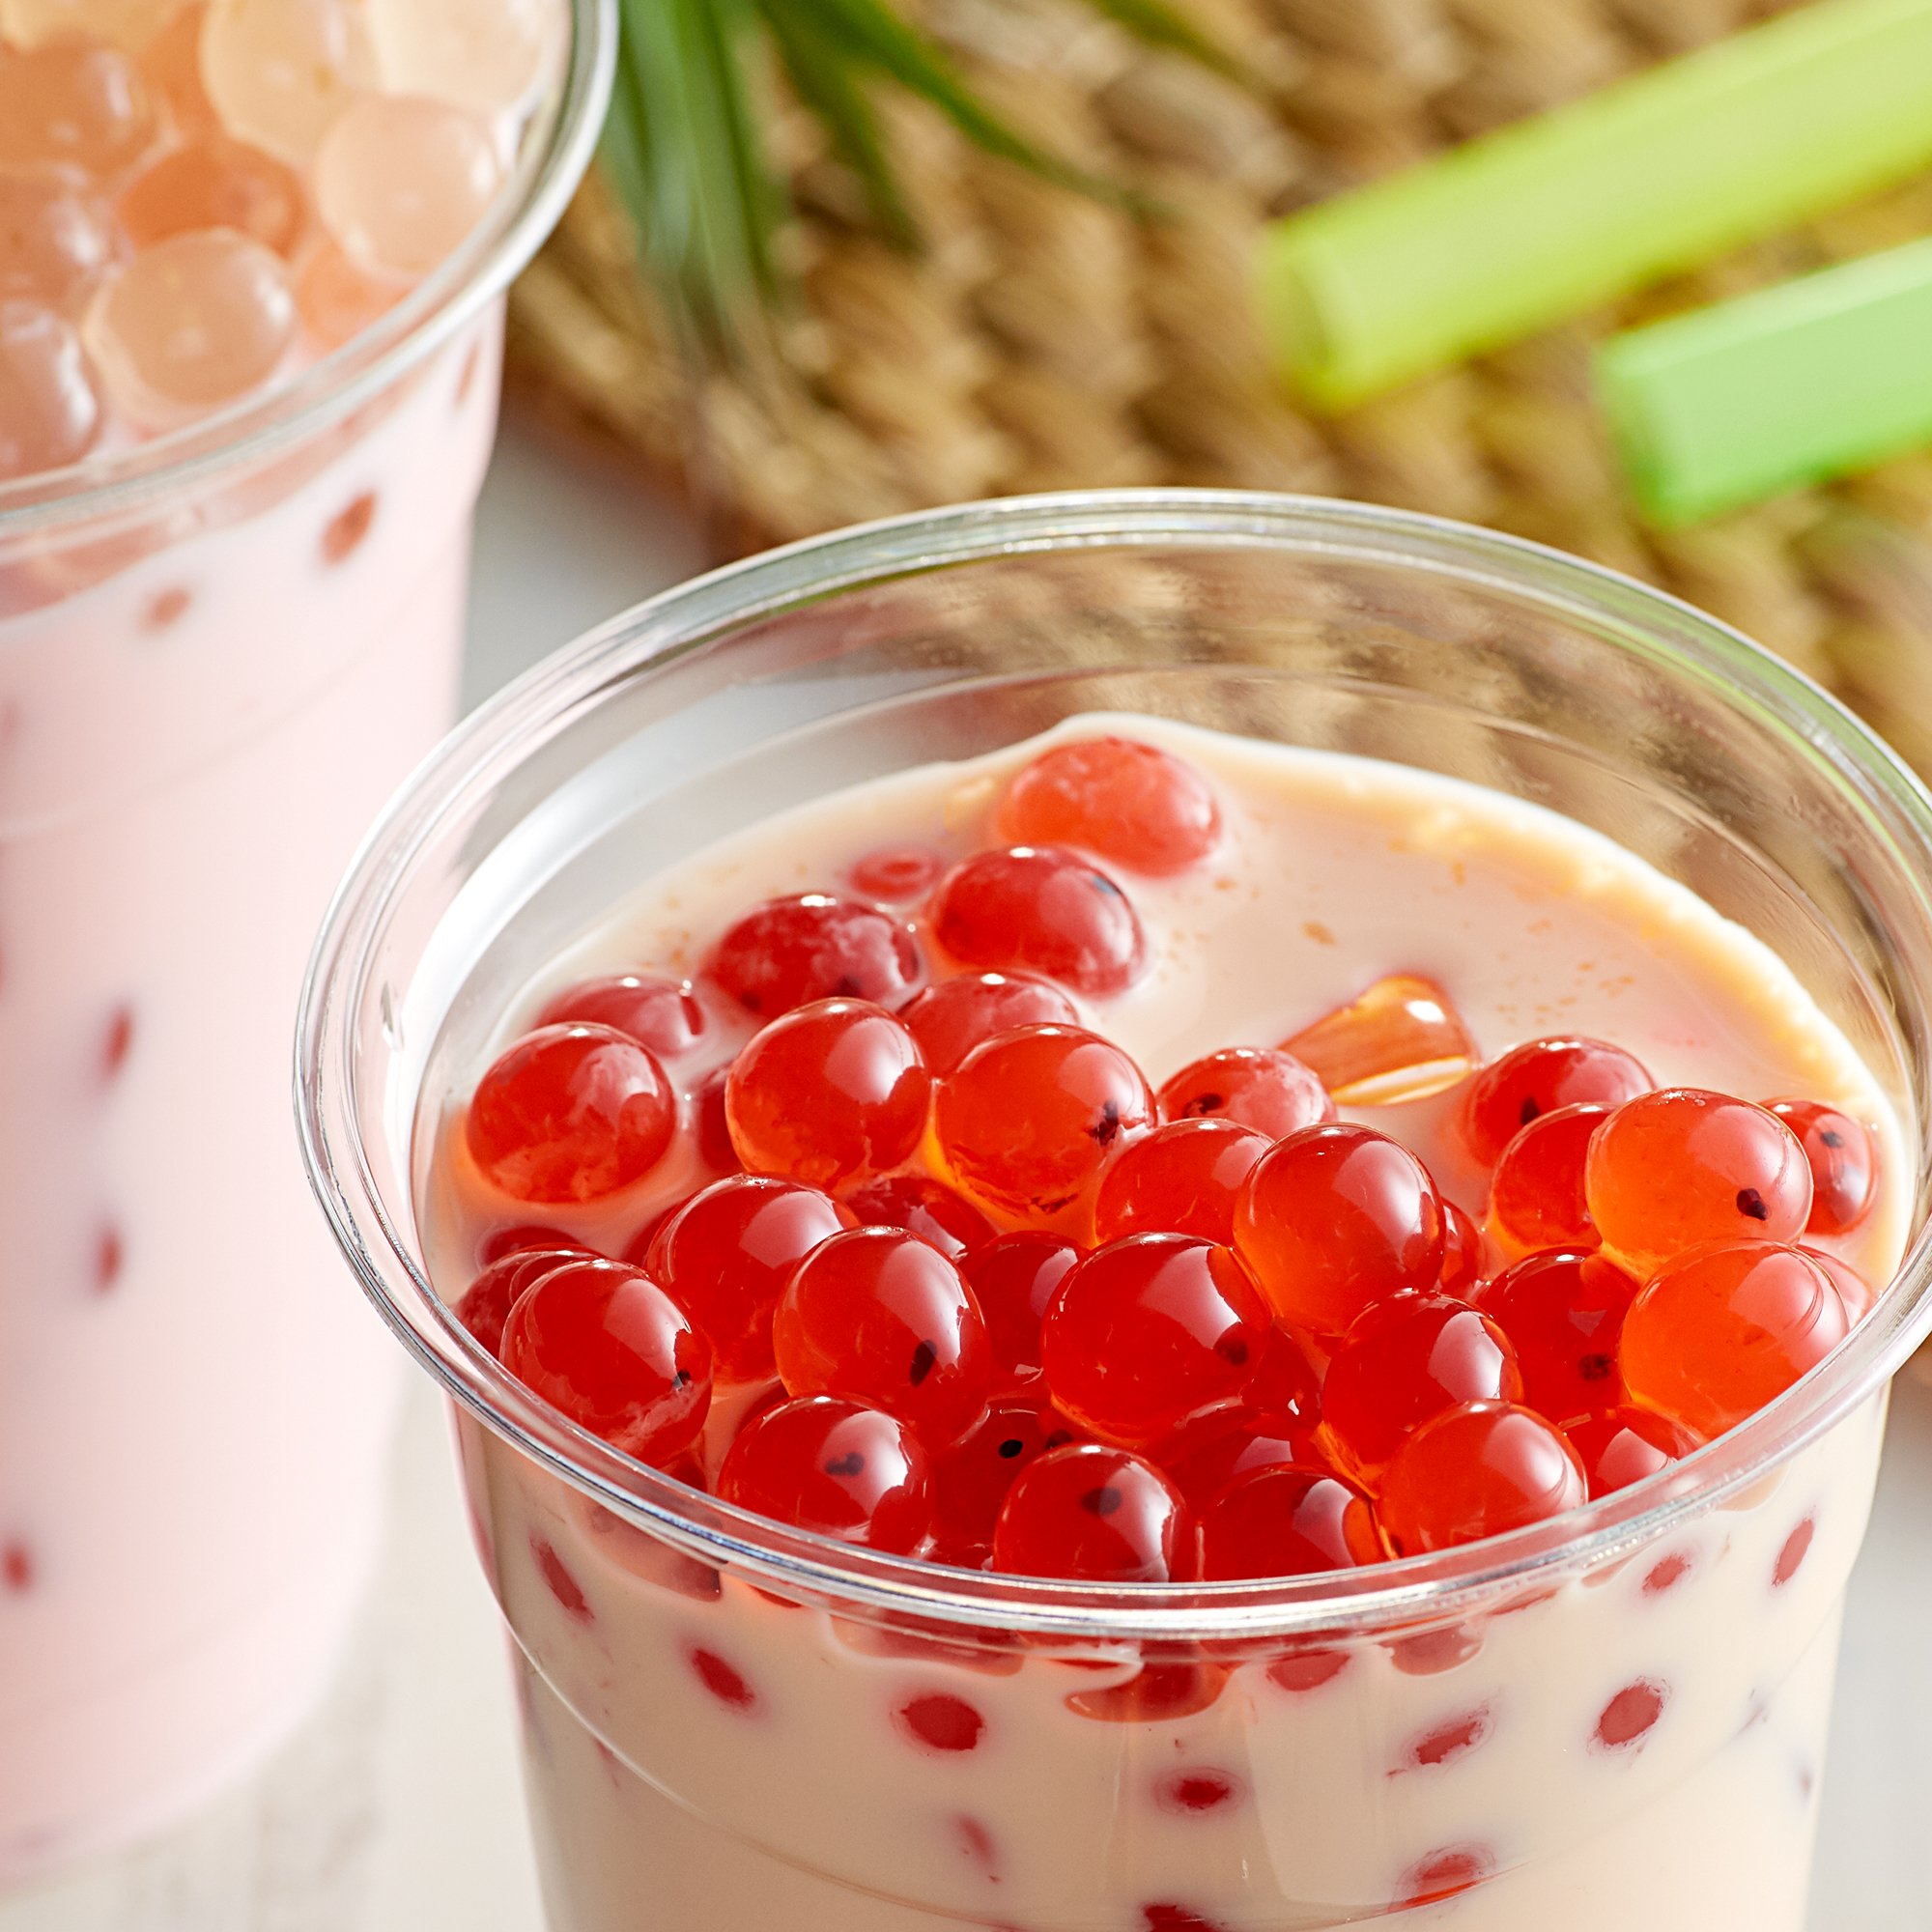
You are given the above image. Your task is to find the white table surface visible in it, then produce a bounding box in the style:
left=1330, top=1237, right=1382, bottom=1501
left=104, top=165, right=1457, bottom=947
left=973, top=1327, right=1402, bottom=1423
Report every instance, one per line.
left=5, top=427, right=1929, bottom=1931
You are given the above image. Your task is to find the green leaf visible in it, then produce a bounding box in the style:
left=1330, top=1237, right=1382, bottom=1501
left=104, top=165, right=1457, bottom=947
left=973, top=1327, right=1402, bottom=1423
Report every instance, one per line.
left=762, top=3, right=919, bottom=247
left=602, top=0, right=1242, bottom=353
left=607, top=0, right=783, bottom=347
left=777, top=0, right=1122, bottom=204
left=1082, top=0, right=1253, bottom=83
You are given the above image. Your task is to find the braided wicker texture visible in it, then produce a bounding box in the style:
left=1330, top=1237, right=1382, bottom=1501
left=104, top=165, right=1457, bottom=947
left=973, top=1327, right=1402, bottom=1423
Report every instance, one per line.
left=506, top=0, right=1932, bottom=764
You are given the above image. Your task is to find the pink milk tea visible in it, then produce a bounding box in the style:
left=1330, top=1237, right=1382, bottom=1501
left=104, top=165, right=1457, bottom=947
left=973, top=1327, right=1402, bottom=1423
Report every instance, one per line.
left=420, top=721, right=1911, bottom=1932
left=0, top=328, right=495, bottom=1875
left=0, top=0, right=608, bottom=1880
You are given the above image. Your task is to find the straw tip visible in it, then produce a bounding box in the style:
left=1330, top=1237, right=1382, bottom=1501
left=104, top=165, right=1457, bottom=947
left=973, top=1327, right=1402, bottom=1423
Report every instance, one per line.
left=1593, top=340, right=1706, bottom=530
left=1253, top=221, right=1359, bottom=414
left=1597, top=234, right=1932, bottom=527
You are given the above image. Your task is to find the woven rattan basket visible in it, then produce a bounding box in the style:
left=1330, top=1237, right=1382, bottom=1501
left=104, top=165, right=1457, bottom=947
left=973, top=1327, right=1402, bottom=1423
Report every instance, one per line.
left=505, top=0, right=1932, bottom=767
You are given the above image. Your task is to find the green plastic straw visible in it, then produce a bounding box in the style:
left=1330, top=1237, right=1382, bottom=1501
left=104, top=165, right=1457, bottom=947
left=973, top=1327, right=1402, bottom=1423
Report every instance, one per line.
left=1598, top=237, right=1932, bottom=527
left=1255, top=0, right=1932, bottom=411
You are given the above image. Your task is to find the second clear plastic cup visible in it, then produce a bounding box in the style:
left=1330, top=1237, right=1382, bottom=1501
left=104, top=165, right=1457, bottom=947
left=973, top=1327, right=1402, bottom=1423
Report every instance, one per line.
left=299, top=493, right=1932, bottom=1929
left=0, top=0, right=611, bottom=1884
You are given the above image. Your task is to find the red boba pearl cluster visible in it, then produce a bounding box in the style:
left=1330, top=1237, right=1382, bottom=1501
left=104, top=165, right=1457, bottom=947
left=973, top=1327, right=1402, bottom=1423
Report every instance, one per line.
left=452, top=736, right=1886, bottom=1580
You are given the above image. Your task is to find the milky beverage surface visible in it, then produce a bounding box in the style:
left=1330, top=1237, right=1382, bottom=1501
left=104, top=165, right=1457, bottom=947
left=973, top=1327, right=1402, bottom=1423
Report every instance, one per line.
left=428, top=718, right=1910, bottom=1932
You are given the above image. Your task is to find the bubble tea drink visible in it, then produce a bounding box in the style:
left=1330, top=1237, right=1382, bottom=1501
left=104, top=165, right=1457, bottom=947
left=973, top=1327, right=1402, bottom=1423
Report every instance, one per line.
left=298, top=500, right=1932, bottom=1931
left=0, top=0, right=608, bottom=1881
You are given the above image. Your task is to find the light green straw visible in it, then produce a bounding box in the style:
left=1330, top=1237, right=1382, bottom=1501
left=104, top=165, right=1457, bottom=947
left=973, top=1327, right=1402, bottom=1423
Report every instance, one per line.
left=1256, top=0, right=1932, bottom=412
left=1599, top=237, right=1932, bottom=527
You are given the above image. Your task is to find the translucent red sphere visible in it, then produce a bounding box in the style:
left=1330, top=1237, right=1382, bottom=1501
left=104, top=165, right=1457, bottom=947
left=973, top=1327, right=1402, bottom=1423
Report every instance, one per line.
left=1487, top=1103, right=1608, bottom=1257
left=1767, top=1098, right=1877, bottom=1236
left=1620, top=1240, right=1849, bottom=1437
left=709, top=894, right=921, bottom=1017
left=929, top=846, right=1146, bottom=998
left=1477, top=1249, right=1638, bottom=1426
left=643, top=1175, right=852, bottom=1381
left=1563, top=1406, right=1701, bottom=1498
left=718, top=1395, right=932, bottom=1551
left=839, top=1173, right=995, bottom=1261
left=1090, top=1117, right=1270, bottom=1246
left=1584, top=1088, right=1811, bottom=1273
left=1165, top=1406, right=1321, bottom=1510
left=774, top=1226, right=992, bottom=1445
left=1198, top=1464, right=1383, bottom=1579
left=959, top=1232, right=1081, bottom=1389
left=1040, top=1235, right=1272, bottom=1450
left=1378, top=1402, right=1587, bottom=1554
left=500, top=1257, right=712, bottom=1463
left=1156, top=1045, right=1331, bottom=1139
left=1234, top=1123, right=1444, bottom=1340
left=934, top=1023, right=1154, bottom=1226
left=899, top=969, right=1078, bottom=1074
left=929, top=1390, right=1078, bottom=1560
left=724, top=999, right=930, bottom=1189
left=991, top=1443, right=1196, bottom=1582
left=536, top=973, right=709, bottom=1060
left=1458, top=1036, right=1651, bottom=1167
left=1321, top=1293, right=1523, bottom=1482
left=453, top=1245, right=580, bottom=1357
left=466, top=1024, right=676, bottom=1204
left=994, top=735, right=1222, bottom=877
left=847, top=844, right=943, bottom=903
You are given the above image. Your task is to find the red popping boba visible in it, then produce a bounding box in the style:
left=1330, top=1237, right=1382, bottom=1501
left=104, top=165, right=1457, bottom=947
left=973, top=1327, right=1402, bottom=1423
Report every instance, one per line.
left=444, top=721, right=1897, bottom=1605
left=993, top=733, right=1224, bottom=876
left=499, top=1258, right=713, bottom=1464
left=724, top=999, right=930, bottom=1190
left=933, top=1023, right=1155, bottom=1227
left=466, top=1024, right=676, bottom=1204
left=1584, top=1088, right=1812, bottom=1275
left=1234, top=1122, right=1445, bottom=1340
left=1039, top=1234, right=1273, bottom=1450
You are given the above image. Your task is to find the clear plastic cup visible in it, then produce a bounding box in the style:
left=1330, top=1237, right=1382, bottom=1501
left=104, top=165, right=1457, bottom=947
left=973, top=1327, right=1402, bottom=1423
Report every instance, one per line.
left=298, top=494, right=1932, bottom=1930
left=0, top=3, right=612, bottom=1885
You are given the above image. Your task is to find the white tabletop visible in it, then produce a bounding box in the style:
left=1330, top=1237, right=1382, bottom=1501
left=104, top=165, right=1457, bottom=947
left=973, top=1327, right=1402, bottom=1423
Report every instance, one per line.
left=5, top=428, right=1928, bottom=1931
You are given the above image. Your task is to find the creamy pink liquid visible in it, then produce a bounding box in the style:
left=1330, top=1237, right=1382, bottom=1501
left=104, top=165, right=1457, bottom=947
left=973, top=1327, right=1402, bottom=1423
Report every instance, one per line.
left=427, top=719, right=1909, bottom=1930
left=0, top=314, right=499, bottom=1884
